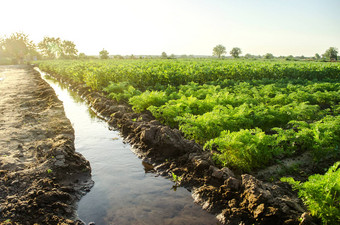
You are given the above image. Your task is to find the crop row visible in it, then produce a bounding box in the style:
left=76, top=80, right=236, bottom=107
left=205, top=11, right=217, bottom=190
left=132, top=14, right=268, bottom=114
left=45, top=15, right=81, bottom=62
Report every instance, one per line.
left=36, top=59, right=340, bottom=171
left=37, top=59, right=340, bottom=91
left=129, top=80, right=339, bottom=171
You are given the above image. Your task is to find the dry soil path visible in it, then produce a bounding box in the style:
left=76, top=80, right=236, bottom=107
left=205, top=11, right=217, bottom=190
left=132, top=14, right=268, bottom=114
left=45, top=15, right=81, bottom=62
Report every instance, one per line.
left=0, top=65, right=91, bottom=225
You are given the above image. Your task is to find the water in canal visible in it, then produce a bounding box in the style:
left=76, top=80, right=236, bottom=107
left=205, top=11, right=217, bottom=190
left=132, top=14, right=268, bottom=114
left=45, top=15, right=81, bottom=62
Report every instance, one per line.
left=39, top=70, right=221, bottom=225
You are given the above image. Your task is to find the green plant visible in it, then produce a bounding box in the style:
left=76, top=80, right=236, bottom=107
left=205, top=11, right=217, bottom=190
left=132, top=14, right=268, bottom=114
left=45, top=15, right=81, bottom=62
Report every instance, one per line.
left=281, top=162, right=340, bottom=225
left=171, top=172, right=182, bottom=185
left=47, top=169, right=53, bottom=174
left=205, top=128, right=277, bottom=172
left=37, top=59, right=340, bottom=172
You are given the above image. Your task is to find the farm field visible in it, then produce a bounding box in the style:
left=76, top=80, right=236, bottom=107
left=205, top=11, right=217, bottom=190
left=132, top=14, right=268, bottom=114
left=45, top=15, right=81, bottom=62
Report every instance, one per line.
left=36, top=59, right=340, bottom=172
left=35, top=59, right=340, bottom=224
left=2, top=0, right=339, bottom=223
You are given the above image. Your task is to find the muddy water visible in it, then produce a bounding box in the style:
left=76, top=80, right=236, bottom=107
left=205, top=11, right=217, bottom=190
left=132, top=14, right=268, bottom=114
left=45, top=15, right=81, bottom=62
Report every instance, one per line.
left=39, top=71, right=221, bottom=225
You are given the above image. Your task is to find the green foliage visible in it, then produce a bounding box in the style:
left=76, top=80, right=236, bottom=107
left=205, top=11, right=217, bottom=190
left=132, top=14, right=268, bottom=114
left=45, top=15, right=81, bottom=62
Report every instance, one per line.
left=36, top=59, right=340, bottom=172
left=38, top=37, right=78, bottom=59
left=281, top=162, right=340, bottom=225
left=323, top=47, right=338, bottom=61
left=310, top=116, right=340, bottom=160
left=99, top=49, right=109, bottom=59
left=161, top=52, right=168, bottom=59
left=230, top=47, right=242, bottom=58
left=213, top=44, right=226, bottom=58
left=264, top=53, right=274, bottom=59
left=35, top=59, right=340, bottom=90
left=129, top=90, right=169, bottom=112
left=171, top=172, right=183, bottom=185
left=3, top=219, right=11, bottom=224
left=1, top=32, right=37, bottom=63
left=205, top=128, right=278, bottom=171
left=104, top=82, right=141, bottom=102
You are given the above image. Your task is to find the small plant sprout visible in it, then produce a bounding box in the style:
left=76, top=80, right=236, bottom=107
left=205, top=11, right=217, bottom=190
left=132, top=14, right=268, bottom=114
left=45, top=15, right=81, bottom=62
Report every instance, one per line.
left=47, top=169, right=53, bottom=174
left=171, top=172, right=182, bottom=185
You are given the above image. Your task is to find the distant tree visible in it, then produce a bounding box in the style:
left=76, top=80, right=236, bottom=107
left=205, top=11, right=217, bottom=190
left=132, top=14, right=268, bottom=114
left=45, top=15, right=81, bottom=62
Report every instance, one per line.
left=161, top=52, right=168, bottom=59
left=244, top=53, right=254, bottom=59
left=315, top=53, right=321, bottom=60
left=61, top=40, right=78, bottom=58
left=169, top=54, right=176, bottom=59
left=38, top=37, right=62, bottom=59
left=1, top=32, right=37, bottom=63
left=323, top=47, right=338, bottom=61
left=264, top=53, right=274, bottom=59
left=99, top=49, right=109, bottom=59
left=213, top=44, right=226, bottom=58
left=285, top=55, right=295, bottom=61
left=0, top=37, right=5, bottom=56
left=230, top=47, right=242, bottom=58
left=78, top=53, right=87, bottom=59
left=38, top=37, right=78, bottom=59
left=113, top=55, right=124, bottom=59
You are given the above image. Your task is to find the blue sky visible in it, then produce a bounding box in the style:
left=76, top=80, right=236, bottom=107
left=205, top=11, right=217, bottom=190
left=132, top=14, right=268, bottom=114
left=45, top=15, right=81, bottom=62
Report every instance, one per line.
left=1, top=0, right=339, bottom=56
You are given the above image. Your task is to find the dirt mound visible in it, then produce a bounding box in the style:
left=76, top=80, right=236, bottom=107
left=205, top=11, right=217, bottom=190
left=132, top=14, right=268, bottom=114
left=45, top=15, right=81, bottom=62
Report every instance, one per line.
left=0, top=66, right=92, bottom=224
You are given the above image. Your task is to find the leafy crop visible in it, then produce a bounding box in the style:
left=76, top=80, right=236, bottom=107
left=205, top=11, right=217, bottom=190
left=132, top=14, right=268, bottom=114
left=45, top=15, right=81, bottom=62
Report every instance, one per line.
left=36, top=59, right=340, bottom=172
left=281, top=162, right=340, bottom=225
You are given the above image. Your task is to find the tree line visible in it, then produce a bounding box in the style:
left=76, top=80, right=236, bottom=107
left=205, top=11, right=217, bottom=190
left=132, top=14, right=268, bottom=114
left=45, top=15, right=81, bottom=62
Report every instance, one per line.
left=0, top=32, right=338, bottom=64
left=0, top=32, right=82, bottom=64
left=212, top=44, right=339, bottom=61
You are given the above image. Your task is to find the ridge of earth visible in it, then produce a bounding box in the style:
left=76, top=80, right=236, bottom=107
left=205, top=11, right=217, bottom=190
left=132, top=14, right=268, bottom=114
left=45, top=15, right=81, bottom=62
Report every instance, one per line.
left=0, top=65, right=92, bottom=225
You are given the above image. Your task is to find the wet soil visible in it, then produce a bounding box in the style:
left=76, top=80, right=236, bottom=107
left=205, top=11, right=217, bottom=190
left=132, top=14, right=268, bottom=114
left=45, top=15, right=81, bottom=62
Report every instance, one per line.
left=38, top=67, right=324, bottom=225
left=0, top=65, right=92, bottom=224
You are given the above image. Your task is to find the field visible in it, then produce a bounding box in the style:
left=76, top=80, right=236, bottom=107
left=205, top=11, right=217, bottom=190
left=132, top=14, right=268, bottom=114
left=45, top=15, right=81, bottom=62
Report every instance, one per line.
left=36, top=59, right=340, bottom=172
left=35, top=58, right=340, bottom=224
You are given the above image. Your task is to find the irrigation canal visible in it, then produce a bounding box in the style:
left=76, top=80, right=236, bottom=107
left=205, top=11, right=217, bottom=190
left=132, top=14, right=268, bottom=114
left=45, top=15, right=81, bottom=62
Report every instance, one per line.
left=38, top=69, right=221, bottom=225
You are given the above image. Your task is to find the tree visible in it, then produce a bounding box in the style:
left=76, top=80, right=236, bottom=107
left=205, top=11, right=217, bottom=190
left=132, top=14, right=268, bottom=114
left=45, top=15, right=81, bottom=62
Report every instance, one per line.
left=161, top=52, right=168, bottom=59
left=78, top=53, right=87, bottom=59
left=264, top=53, right=274, bottom=59
left=61, top=40, right=78, bottom=58
left=323, top=47, right=338, bottom=61
left=1, top=32, right=37, bottom=63
left=0, top=38, right=4, bottom=57
left=113, top=55, right=124, bottom=59
left=213, top=44, right=226, bottom=58
left=230, top=47, right=242, bottom=58
left=244, top=53, right=254, bottom=59
left=315, top=53, right=321, bottom=60
left=169, top=54, right=176, bottom=59
left=99, top=49, right=109, bottom=59
left=38, top=37, right=78, bottom=59
left=285, top=55, right=295, bottom=61
left=38, top=37, right=62, bottom=59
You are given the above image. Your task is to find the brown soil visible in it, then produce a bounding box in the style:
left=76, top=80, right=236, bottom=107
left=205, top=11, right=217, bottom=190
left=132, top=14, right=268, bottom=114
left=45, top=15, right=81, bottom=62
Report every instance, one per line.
left=0, top=65, right=92, bottom=225
left=40, top=68, right=322, bottom=225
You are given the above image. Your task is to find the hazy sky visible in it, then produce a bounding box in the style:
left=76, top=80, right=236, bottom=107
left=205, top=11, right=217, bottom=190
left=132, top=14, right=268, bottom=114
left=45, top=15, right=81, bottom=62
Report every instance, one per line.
left=1, top=0, right=339, bottom=56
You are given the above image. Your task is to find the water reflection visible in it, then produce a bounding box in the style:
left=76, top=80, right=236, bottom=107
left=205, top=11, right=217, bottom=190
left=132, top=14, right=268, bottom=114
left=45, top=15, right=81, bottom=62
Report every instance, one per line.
left=142, top=161, right=155, bottom=173
left=39, top=69, right=221, bottom=225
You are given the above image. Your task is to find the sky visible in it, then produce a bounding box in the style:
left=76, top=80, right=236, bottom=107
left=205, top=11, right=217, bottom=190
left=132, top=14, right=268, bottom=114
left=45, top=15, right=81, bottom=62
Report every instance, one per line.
left=1, top=0, right=339, bottom=57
